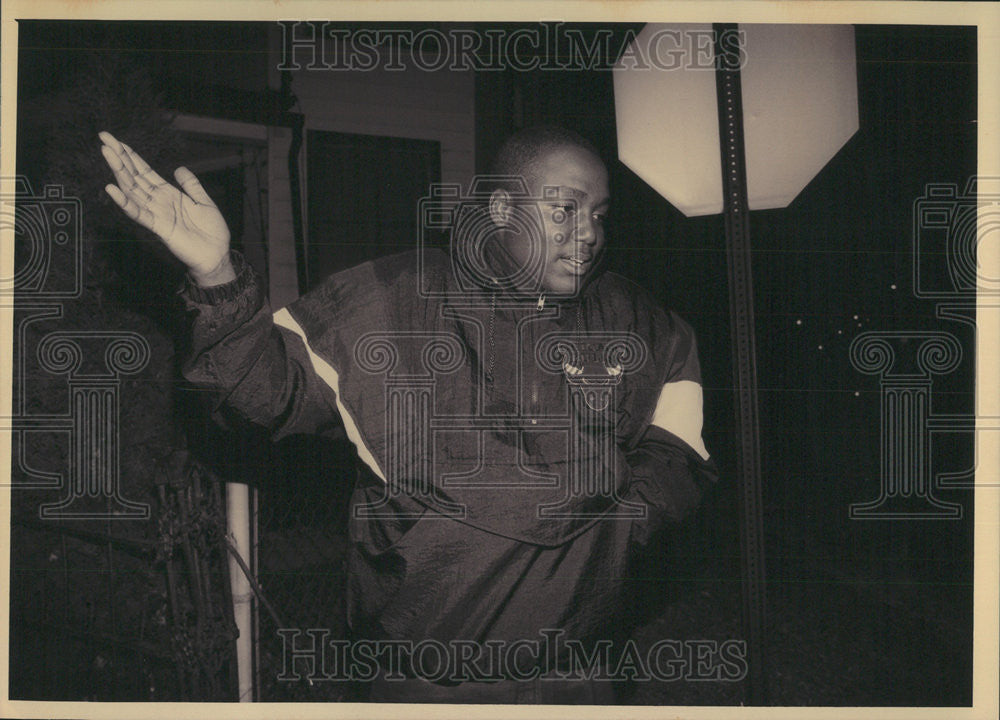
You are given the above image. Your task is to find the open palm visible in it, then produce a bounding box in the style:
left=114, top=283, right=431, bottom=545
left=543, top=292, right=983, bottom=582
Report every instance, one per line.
left=99, top=131, right=231, bottom=280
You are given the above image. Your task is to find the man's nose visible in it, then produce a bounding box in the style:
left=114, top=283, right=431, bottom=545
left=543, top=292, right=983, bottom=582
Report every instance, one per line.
left=573, top=213, right=598, bottom=245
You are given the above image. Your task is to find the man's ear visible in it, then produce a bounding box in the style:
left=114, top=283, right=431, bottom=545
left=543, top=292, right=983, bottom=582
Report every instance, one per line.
left=489, top=189, right=511, bottom=227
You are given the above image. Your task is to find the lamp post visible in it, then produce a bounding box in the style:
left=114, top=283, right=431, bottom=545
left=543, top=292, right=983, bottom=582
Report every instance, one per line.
left=614, top=23, right=859, bottom=704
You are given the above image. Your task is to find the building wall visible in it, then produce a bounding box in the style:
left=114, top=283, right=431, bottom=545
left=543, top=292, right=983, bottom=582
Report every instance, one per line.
left=292, top=68, right=475, bottom=186
left=265, top=25, right=476, bottom=305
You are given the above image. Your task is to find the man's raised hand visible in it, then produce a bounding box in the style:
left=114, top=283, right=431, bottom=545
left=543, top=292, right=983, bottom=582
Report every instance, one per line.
left=99, top=131, right=235, bottom=286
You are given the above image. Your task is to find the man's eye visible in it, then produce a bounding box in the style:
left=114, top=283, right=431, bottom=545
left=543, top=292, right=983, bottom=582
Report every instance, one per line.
left=593, top=213, right=607, bottom=225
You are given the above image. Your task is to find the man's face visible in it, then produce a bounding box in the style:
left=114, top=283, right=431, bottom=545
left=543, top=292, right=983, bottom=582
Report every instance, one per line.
left=496, top=144, right=611, bottom=297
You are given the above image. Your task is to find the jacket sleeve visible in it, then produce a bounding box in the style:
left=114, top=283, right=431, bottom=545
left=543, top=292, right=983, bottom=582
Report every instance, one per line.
left=179, top=251, right=343, bottom=440
left=621, top=310, right=718, bottom=548
left=623, top=425, right=718, bottom=548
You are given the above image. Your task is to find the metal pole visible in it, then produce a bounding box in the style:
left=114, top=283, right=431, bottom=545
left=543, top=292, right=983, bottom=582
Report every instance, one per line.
left=714, top=23, right=769, bottom=705
left=226, top=482, right=254, bottom=701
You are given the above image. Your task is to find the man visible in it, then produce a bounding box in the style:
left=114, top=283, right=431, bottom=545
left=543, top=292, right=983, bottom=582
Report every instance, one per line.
left=99, top=125, right=716, bottom=704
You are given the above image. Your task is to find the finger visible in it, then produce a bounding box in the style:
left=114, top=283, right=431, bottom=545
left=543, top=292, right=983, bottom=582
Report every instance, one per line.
left=103, top=138, right=157, bottom=198
left=98, top=130, right=125, bottom=156
left=114, top=142, right=156, bottom=194
left=121, top=142, right=168, bottom=190
left=99, top=133, right=137, bottom=182
left=104, top=183, right=131, bottom=214
left=101, top=145, right=149, bottom=201
left=174, top=167, right=215, bottom=207
left=100, top=142, right=126, bottom=175
left=105, top=183, right=157, bottom=234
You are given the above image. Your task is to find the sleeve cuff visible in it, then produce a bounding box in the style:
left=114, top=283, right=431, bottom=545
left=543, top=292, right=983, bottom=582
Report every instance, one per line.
left=640, top=424, right=717, bottom=477
left=180, top=251, right=254, bottom=305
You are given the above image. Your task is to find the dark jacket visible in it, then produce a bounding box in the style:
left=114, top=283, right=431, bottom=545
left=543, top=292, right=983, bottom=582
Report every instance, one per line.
left=181, top=247, right=717, bottom=671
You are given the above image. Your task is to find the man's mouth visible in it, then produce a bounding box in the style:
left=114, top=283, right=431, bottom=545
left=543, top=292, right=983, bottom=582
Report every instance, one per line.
left=559, top=255, right=593, bottom=274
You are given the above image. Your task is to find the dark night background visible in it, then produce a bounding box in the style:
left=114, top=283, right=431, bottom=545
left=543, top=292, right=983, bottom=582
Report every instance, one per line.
left=9, top=20, right=976, bottom=705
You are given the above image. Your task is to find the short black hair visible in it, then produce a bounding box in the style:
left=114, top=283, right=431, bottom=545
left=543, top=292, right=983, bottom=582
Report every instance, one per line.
left=488, top=125, right=603, bottom=192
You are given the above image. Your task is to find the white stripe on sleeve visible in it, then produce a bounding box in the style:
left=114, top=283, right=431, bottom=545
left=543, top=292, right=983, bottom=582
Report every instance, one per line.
left=273, top=307, right=386, bottom=482
left=650, top=380, right=710, bottom=460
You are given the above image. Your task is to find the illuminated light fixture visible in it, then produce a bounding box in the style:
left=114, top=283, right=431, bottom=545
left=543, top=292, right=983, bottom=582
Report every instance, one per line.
left=614, top=24, right=858, bottom=216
